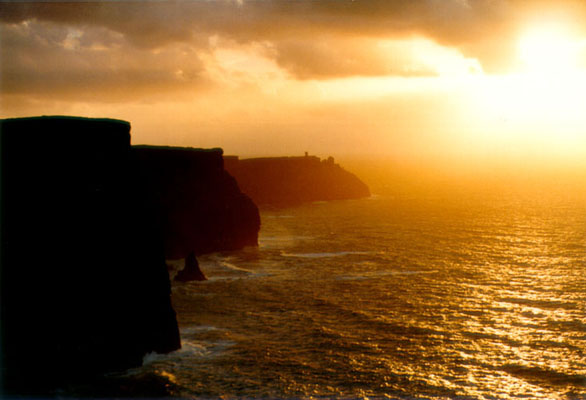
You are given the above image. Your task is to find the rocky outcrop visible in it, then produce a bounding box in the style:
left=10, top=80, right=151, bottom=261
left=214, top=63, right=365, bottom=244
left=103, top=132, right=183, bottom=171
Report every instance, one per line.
left=224, top=155, right=371, bottom=206
left=132, top=145, right=260, bottom=259
left=175, top=252, right=207, bottom=282
left=0, top=116, right=180, bottom=394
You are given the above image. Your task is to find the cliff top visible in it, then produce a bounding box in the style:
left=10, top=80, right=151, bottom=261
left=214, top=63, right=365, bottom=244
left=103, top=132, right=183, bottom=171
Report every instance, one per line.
left=133, top=145, right=223, bottom=155
left=1, top=115, right=130, bottom=128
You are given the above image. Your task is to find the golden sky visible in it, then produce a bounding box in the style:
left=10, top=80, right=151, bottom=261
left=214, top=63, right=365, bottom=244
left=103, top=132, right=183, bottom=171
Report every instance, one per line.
left=2, top=0, right=586, bottom=169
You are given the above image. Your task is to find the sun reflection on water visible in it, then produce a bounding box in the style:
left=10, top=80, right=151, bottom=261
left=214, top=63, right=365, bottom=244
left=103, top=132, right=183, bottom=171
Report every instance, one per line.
left=155, top=194, right=586, bottom=399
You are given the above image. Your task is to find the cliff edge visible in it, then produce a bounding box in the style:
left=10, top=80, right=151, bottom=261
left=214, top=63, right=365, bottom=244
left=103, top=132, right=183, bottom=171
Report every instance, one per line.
left=0, top=116, right=181, bottom=394
left=225, top=155, right=370, bottom=206
left=133, top=145, right=260, bottom=259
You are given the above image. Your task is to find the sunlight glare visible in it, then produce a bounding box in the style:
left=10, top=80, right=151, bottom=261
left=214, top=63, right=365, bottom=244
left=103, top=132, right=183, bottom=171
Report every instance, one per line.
left=518, top=24, right=584, bottom=76
left=467, top=20, right=586, bottom=151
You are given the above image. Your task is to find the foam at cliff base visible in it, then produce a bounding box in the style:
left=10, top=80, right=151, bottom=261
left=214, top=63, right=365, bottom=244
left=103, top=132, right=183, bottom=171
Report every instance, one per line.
left=141, top=336, right=235, bottom=367
left=179, top=253, right=274, bottom=283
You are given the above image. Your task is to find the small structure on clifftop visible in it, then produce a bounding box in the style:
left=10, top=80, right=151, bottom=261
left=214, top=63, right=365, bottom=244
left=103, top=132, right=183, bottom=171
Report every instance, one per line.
left=225, top=155, right=370, bottom=206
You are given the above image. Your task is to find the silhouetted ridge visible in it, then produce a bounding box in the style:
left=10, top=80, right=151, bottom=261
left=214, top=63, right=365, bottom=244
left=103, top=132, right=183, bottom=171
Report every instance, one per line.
left=225, top=155, right=370, bottom=206
left=133, top=145, right=260, bottom=259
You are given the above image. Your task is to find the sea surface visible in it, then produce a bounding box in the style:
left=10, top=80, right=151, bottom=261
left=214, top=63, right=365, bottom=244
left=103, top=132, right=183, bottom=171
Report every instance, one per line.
left=131, top=188, right=585, bottom=399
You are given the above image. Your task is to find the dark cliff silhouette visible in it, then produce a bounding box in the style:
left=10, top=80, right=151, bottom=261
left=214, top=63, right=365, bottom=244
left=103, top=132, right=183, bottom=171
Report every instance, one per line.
left=133, top=145, right=260, bottom=260
left=224, top=155, right=371, bottom=206
left=0, top=118, right=263, bottom=394
left=0, top=116, right=181, bottom=394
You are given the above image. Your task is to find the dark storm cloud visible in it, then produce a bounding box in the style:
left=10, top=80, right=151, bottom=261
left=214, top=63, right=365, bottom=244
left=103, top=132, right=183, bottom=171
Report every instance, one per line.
left=0, top=1, right=503, bottom=46
left=1, top=0, right=578, bottom=99
left=0, top=16, right=206, bottom=101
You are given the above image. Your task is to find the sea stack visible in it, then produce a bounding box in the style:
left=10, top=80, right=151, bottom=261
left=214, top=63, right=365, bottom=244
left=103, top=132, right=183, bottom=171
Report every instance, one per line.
left=175, top=252, right=207, bottom=282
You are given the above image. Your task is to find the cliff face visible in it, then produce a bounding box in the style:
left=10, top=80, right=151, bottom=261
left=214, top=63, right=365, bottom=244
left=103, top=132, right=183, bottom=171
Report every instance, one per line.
left=132, top=146, right=260, bottom=259
left=225, top=155, right=371, bottom=206
left=0, top=117, right=180, bottom=394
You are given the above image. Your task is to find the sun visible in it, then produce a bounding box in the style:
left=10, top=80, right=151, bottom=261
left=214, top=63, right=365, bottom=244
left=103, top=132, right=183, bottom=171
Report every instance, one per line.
left=467, top=20, right=586, bottom=156
left=518, top=24, right=583, bottom=75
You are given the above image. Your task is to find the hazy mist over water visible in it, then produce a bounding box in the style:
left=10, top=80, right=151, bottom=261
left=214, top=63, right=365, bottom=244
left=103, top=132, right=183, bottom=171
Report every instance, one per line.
left=135, top=177, right=586, bottom=399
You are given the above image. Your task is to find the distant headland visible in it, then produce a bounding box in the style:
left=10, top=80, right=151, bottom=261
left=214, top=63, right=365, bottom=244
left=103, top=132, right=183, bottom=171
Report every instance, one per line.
left=225, top=154, right=370, bottom=206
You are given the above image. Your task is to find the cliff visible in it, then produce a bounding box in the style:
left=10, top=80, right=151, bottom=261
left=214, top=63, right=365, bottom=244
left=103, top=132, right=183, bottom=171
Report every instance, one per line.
left=0, top=116, right=181, bottom=394
left=224, top=155, right=371, bottom=206
left=132, top=146, right=260, bottom=259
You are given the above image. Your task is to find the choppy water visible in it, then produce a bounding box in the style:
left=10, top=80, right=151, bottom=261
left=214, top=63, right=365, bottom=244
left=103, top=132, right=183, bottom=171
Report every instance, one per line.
left=137, top=189, right=585, bottom=399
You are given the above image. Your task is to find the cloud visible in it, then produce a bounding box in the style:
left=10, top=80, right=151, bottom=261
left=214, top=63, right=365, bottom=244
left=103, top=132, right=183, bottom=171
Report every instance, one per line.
left=0, top=1, right=492, bottom=45
left=272, top=37, right=438, bottom=79
left=0, top=19, right=208, bottom=102
left=2, top=0, right=584, bottom=102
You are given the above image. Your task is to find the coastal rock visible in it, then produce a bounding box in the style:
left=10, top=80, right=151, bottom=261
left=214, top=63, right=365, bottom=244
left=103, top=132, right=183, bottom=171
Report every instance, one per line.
left=175, top=252, right=207, bottom=282
left=224, top=155, right=370, bottom=206
left=0, top=116, right=180, bottom=394
left=132, top=145, right=261, bottom=259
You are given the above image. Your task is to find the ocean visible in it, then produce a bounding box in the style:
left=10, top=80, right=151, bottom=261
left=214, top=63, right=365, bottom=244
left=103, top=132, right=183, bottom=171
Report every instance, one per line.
left=124, top=187, right=585, bottom=399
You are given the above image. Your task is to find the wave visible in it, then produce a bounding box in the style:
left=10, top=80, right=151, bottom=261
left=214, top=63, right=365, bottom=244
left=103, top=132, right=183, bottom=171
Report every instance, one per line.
left=193, top=255, right=273, bottom=282
left=140, top=326, right=235, bottom=367
left=336, top=269, right=438, bottom=280
left=498, top=296, right=578, bottom=311
left=261, top=235, right=314, bottom=241
left=501, top=363, right=586, bottom=388
left=168, top=255, right=253, bottom=281
left=281, top=251, right=370, bottom=258
left=142, top=342, right=210, bottom=365
left=180, top=325, right=223, bottom=335
left=199, top=254, right=253, bottom=274
left=260, top=236, right=315, bottom=246
left=219, top=260, right=252, bottom=273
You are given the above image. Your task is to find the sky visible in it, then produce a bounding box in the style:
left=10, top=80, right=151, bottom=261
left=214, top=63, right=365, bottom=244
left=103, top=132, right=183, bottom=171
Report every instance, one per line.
left=2, top=0, right=586, bottom=172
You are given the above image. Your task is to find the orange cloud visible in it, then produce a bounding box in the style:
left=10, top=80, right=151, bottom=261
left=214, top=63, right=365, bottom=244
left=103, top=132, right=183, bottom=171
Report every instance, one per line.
left=0, top=0, right=546, bottom=98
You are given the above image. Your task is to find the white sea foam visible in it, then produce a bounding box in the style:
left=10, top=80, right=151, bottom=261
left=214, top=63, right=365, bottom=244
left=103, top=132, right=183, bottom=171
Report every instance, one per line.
left=198, top=254, right=252, bottom=274
left=220, top=260, right=252, bottom=273
left=142, top=342, right=210, bottom=365
left=140, top=324, right=235, bottom=369
left=180, top=340, right=233, bottom=358
left=181, top=325, right=222, bottom=334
